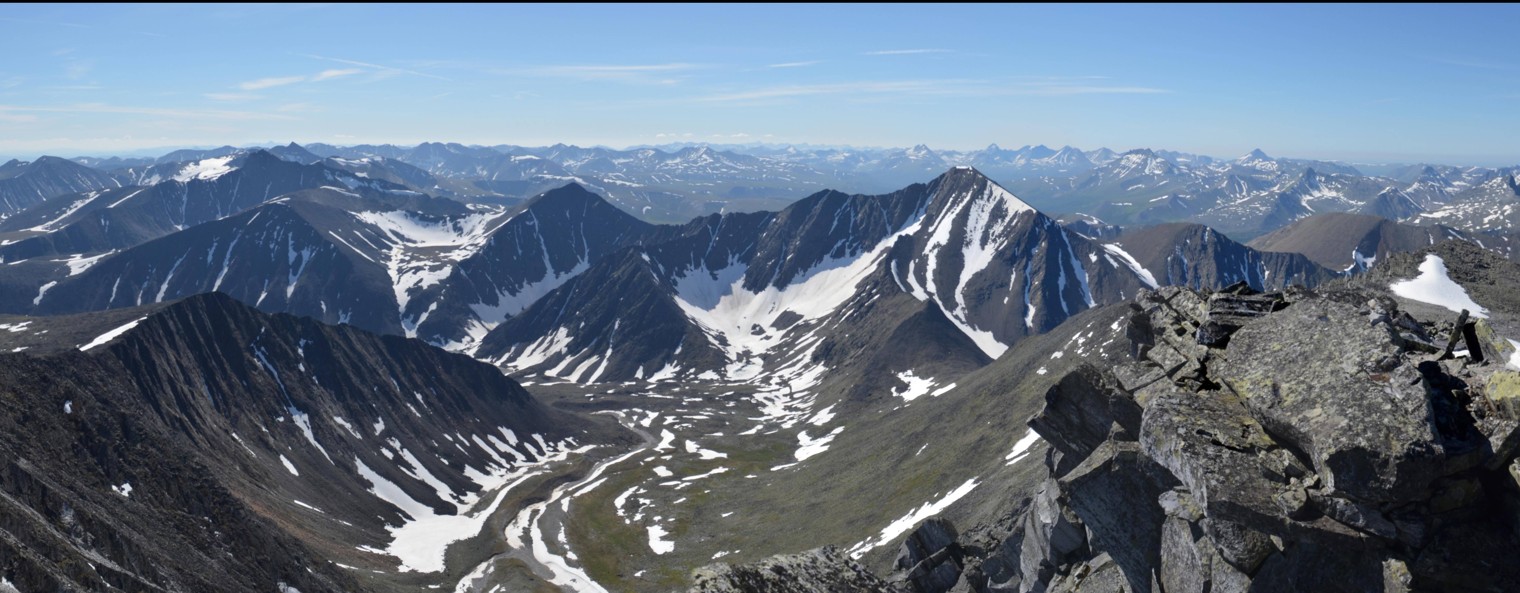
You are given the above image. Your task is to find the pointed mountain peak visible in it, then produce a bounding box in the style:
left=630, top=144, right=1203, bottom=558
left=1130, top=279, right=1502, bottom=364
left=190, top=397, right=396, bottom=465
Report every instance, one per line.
left=939, top=164, right=990, bottom=181
left=932, top=166, right=1037, bottom=215
left=526, top=182, right=611, bottom=210
left=985, top=143, right=1003, bottom=152
left=1241, top=148, right=1272, bottom=161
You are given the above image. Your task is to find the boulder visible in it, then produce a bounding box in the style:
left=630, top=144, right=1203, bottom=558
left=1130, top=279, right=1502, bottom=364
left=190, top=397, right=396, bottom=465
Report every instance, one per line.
left=1216, top=298, right=1445, bottom=504
left=1029, top=366, right=1141, bottom=462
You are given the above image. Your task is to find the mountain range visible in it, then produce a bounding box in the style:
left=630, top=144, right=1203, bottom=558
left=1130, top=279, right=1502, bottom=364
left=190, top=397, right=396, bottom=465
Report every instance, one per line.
left=0, top=139, right=1517, bottom=592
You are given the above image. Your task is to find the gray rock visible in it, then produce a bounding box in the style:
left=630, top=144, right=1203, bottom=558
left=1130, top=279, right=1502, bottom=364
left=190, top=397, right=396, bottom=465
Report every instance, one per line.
left=1139, top=387, right=1327, bottom=539
left=1159, top=517, right=1208, bottom=593
left=895, top=517, right=960, bottom=571
left=1308, top=494, right=1398, bottom=540
left=1201, top=518, right=1275, bottom=574
left=1016, top=480, right=1086, bottom=593
left=1029, top=365, right=1141, bottom=462
left=1060, top=441, right=1176, bottom=593
left=1216, top=298, right=1446, bottom=504
left=689, top=546, right=894, bottom=593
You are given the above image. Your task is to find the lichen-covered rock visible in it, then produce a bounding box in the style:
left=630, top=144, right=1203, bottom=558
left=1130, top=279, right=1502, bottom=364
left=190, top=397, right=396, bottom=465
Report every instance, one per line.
left=1215, top=297, right=1445, bottom=503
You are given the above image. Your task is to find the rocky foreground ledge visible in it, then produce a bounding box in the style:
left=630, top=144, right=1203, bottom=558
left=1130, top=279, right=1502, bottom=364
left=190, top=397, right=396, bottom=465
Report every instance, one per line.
left=692, top=285, right=1520, bottom=593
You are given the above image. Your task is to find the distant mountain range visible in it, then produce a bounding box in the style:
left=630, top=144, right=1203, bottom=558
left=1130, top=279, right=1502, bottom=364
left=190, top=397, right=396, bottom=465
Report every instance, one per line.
left=4, top=141, right=1506, bottom=238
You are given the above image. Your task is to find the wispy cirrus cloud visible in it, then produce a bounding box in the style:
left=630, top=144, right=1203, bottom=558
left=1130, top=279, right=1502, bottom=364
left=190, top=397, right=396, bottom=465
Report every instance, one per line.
left=238, top=76, right=306, bottom=91
left=312, top=68, right=362, bottom=81
left=863, top=49, right=953, bottom=56
left=236, top=68, right=361, bottom=91
left=204, top=92, right=261, bottom=102
left=0, top=103, right=296, bottom=121
left=301, top=54, right=451, bottom=81
left=768, top=60, right=820, bottom=68
left=696, top=78, right=1170, bottom=103
left=506, top=62, right=701, bottom=84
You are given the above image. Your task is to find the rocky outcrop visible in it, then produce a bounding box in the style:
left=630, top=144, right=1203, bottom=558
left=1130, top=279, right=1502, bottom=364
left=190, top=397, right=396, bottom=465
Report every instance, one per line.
left=934, top=286, right=1520, bottom=593
left=690, top=546, right=898, bottom=593
left=695, top=284, right=1520, bottom=592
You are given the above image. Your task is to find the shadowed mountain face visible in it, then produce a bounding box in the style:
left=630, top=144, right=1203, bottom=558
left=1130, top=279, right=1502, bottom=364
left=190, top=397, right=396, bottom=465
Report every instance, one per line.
left=0, top=293, right=608, bottom=592
left=0, top=156, right=124, bottom=217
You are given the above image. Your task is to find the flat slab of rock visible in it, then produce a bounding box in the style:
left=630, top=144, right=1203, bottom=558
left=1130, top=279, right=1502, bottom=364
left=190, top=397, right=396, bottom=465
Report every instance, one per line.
left=1216, top=298, right=1445, bottom=503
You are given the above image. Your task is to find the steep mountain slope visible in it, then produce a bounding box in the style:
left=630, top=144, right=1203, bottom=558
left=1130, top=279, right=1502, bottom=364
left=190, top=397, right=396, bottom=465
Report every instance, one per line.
left=31, top=194, right=401, bottom=333
left=0, top=150, right=415, bottom=262
left=26, top=187, right=499, bottom=338
left=1109, top=222, right=1338, bottom=289
left=0, top=156, right=123, bottom=217
left=0, top=293, right=610, bottom=592
left=479, top=168, right=1159, bottom=389
left=406, top=183, right=657, bottom=348
left=1249, top=212, right=1470, bottom=271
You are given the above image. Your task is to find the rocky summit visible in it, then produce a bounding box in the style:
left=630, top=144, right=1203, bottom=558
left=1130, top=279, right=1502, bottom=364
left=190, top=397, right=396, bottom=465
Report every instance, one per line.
left=693, top=283, right=1520, bottom=593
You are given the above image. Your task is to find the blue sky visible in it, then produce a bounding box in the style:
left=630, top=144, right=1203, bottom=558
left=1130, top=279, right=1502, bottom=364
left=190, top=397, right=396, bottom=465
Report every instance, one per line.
left=2, top=3, right=1518, bottom=165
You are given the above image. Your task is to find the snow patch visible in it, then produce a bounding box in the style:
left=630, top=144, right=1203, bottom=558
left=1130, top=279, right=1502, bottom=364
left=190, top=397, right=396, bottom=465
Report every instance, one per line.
left=1389, top=254, right=1488, bottom=318
left=847, top=478, right=980, bottom=558
left=79, top=317, right=147, bottom=351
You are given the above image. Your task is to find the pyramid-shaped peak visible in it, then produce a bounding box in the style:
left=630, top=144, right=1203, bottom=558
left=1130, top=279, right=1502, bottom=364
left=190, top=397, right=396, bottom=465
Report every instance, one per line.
left=933, top=166, right=1037, bottom=214
left=1241, top=148, right=1272, bottom=161
left=526, top=182, right=615, bottom=210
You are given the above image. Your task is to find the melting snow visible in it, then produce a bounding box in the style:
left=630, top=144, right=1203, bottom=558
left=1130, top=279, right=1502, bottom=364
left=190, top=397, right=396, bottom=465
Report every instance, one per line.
left=892, top=370, right=936, bottom=402
left=647, top=525, right=675, bottom=555
left=794, top=426, right=844, bottom=461
left=1101, top=243, right=1158, bottom=289
left=78, top=317, right=147, bottom=351
left=112, top=482, right=133, bottom=497
left=1389, top=254, right=1488, bottom=318
left=847, top=478, right=980, bottom=558
left=1005, top=430, right=1042, bottom=465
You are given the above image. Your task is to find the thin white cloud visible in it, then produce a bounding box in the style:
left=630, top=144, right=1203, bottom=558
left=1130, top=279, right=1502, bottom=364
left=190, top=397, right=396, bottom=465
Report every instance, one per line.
left=312, top=68, right=362, bottom=81
left=301, top=54, right=451, bottom=81
left=768, top=61, right=820, bottom=68
left=0, top=103, right=296, bottom=121
left=864, top=49, right=952, bottom=56
left=238, top=76, right=305, bottom=91
left=699, top=79, right=984, bottom=101
left=204, top=92, right=262, bottom=102
left=234, top=67, right=364, bottom=92
left=1015, top=85, right=1170, bottom=96
left=509, top=63, right=701, bottom=84
left=695, top=79, right=1170, bottom=103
